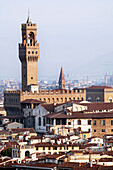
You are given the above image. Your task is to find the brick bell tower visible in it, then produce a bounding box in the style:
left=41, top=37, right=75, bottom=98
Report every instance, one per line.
left=19, top=12, right=39, bottom=91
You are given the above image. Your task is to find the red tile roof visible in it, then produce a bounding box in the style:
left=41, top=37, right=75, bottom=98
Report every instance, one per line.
left=21, top=99, right=45, bottom=104
left=44, top=110, right=113, bottom=119
left=86, top=86, right=113, bottom=89
left=11, top=128, right=36, bottom=133
left=80, top=102, right=113, bottom=111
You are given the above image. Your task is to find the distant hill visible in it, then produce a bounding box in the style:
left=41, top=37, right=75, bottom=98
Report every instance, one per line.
left=75, top=51, right=113, bottom=76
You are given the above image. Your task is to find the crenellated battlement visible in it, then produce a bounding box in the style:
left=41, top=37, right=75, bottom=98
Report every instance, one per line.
left=18, top=89, right=86, bottom=96
left=4, top=88, right=85, bottom=95
left=4, top=89, right=86, bottom=109
left=4, top=90, right=20, bottom=94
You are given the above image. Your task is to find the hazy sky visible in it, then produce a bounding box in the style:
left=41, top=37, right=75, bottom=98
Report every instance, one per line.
left=1, top=0, right=113, bottom=81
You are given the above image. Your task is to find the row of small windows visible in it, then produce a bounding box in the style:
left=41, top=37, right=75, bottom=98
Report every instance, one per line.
left=5, top=98, right=19, bottom=103
left=53, top=119, right=91, bottom=126
left=94, top=129, right=113, bottom=132
left=39, top=97, right=84, bottom=102
left=20, top=51, right=38, bottom=54
left=36, top=146, right=75, bottom=151
left=93, top=120, right=113, bottom=126
left=28, top=51, right=38, bottom=54
left=88, top=97, right=112, bottom=103
left=75, top=120, right=91, bottom=125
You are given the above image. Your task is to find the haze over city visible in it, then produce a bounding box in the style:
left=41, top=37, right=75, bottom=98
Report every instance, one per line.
left=1, top=0, right=113, bottom=81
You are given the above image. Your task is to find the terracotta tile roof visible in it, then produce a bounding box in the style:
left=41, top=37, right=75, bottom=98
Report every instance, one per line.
left=45, top=153, right=64, bottom=159
left=0, top=130, right=11, bottom=135
left=5, top=141, right=19, bottom=147
left=25, top=162, right=56, bottom=168
left=0, top=116, right=24, bottom=119
left=21, top=99, right=45, bottom=104
left=34, top=142, right=79, bottom=147
left=80, top=102, right=113, bottom=111
left=44, top=110, right=113, bottom=119
left=58, top=162, right=79, bottom=168
left=30, top=136, right=42, bottom=139
left=40, top=104, right=55, bottom=112
left=11, top=128, right=36, bottom=133
left=106, top=140, right=113, bottom=143
left=86, top=86, right=113, bottom=89
left=99, top=158, right=113, bottom=162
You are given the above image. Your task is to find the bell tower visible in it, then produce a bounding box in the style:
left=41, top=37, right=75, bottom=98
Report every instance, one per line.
left=19, top=13, right=39, bottom=91
left=59, top=67, right=65, bottom=89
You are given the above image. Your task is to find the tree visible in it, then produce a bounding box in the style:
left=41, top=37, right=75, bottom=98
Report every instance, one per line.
left=1, top=148, right=12, bottom=157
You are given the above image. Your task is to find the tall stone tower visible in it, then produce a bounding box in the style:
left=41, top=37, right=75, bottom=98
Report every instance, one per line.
left=19, top=13, right=39, bottom=91
left=59, top=67, right=65, bottom=89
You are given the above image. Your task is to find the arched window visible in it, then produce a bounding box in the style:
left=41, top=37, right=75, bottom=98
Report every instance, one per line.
left=39, top=117, right=41, bottom=126
left=48, top=98, right=50, bottom=102
left=28, top=32, right=35, bottom=45
left=25, top=151, right=30, bottom=158
left=65, top=98, right=67, bottom=102
left=81, top=97, right=84, bottom=101
left=88, top=97, right=92, bottom=102
left=96, top=97, right=100, bottom=102
left=57, top=98, right=59, bottom=102
left=52, top=98, right=54, bottom=103
left=43, top=118, right=46, bottom=126
left=61, top=98, right=63, bottom=102
left=77, top=97, right=79, bottom=100
left=78, top=119, right=81, bottom=125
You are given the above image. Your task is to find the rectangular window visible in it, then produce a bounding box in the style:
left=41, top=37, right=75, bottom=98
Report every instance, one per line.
left=93, top=120, right=96, bottom=126
left=111, top=129, right=113, bottom=132
left=111, top=120, right=113, bottom=125
left=94, top=129, right=96, bottom=132
left=68, top=122, right=71, bottom=125
left=102, top=129, right=105, bottom=132
left=102, top=120, right=105, bottom=126
left=56, top=119, right=60, bottom=125
left=88, top=120, right=91, bottom=125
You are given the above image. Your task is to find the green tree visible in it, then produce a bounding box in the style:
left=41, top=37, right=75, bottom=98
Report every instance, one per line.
left=1, top=148, right=12, bottom=157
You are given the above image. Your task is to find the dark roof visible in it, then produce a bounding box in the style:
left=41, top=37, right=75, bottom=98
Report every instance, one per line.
left=45, top=153, right=64, bottom=159
left=30, top=136, right=42, bottom=140
left=40, top=104, right=55, bottom=112
left=44, top=110, right=113, bottom=119
left=34, top=142, right=79, bottom=147
left=0, top=130, right=11, bottom=135
left=5, top=141, right=19, bottom=147
left=11, top=128, right=36, bottom=133
left=80, top=102, right=113, bottom=111
left=21, top=99, right=45, bottom=104
left=99, top=158, right=113, bottom=162
left=86, top=86, right=112, bottom=89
